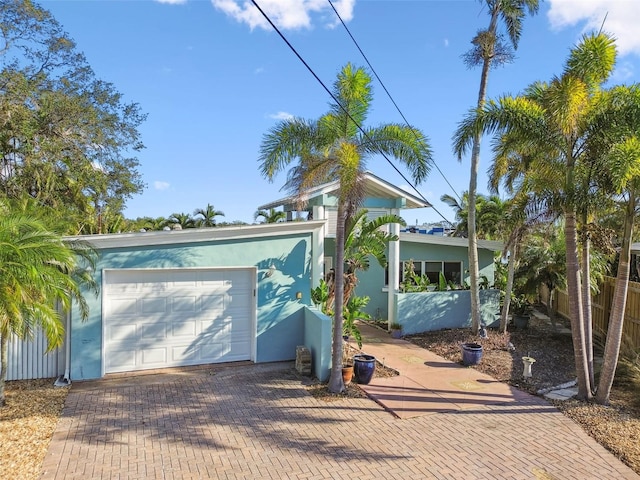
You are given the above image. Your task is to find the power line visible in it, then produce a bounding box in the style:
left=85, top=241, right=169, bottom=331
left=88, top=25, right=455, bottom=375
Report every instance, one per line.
left=250, top=0, right=453, bottom=226
left=327, top=0, right=462, bottom=206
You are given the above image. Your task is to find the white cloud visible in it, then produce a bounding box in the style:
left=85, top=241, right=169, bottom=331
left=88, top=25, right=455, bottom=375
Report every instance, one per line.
left=254, top=67, right=265, bottom=74
left=155, top=0, right=188, bottom=4
left=547, top=0, right=640, bottom=57
left=269, top=111, right=294, bottom=120
left=154, top=181, right=171, bottom=190
left=444, top=38, right=449, bottom=48
left=210, top=0, right=355, bottom=31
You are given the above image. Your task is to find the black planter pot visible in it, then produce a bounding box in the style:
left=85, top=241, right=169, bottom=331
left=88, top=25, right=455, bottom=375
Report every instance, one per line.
left=513, top=314, right=530, bottom=329
left=353, top=354, right=376, bottom=384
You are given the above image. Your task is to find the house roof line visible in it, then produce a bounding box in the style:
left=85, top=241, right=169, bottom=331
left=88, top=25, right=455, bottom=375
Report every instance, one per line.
left=67, top=221, right=326, bottom=249
left=258, top=171, right=431, bottom=211
left=399, top=233, right=503, bottom=252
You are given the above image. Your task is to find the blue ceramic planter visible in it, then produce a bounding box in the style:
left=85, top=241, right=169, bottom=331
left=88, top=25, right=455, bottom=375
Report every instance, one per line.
left=353, top=354, right=376, bottom=384
left=461, top=343, right=483, bottom=366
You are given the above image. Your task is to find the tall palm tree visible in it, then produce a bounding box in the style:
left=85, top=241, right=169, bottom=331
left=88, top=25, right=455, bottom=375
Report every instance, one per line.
left=254, top=208, right=286, bottom=224
left=259, top=63, right=432, bottom=393
left=461, top=0, right=540, bottom=335
left=588, top=85, right=640, bottom=405
left=454, top=33, right=617, bottom=400
left=193, top=204, right=224, bottom=228
left=0, top=213, right=95, bottom=406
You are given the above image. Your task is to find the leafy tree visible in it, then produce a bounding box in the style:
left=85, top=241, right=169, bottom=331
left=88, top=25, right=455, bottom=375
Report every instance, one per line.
left=193, top=204, right=224, bottom=227
left=254, top=208, right=286, bottom=224
left=259, top=63, right=432, bottom=393
left=0, top=209, right=96, bottom=406
left=454, top=33, right=618, bottom=400
left=0, top=1, right=146, bottom=233
left=459, top=0, right=539, bottom=335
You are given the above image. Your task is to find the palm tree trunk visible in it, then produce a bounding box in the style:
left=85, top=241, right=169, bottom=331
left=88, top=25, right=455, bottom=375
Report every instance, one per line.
left=581, top=221, right=595, bottom=388
left=595, top=192, right=635, bottom=404
left=500, top=240, right=517, bottom=333
left=468, top=7, right=499, bottom=335
left=0, top=330, right=7, bottom=407
left=565, top=210, right=592, bottom=399
left=327, top=204, right=347, bottom=393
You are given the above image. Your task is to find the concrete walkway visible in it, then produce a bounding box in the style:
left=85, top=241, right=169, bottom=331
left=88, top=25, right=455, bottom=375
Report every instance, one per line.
left=40, top=330, right=639, bottom=479
left=356, top=323, right=534, bottom=418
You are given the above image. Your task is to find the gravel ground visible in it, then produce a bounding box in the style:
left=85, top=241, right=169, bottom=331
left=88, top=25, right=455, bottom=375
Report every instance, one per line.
left=3, top=316, right=639, bottom=478
left=0, top=379, right=69, bottom=480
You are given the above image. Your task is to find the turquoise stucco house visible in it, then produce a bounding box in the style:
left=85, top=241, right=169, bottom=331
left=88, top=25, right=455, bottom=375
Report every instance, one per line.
left=6, top=172, right=501, bottom=383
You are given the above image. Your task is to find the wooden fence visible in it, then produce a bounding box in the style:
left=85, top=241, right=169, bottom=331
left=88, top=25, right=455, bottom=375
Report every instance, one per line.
left=551, top=276, right=640, bottom=351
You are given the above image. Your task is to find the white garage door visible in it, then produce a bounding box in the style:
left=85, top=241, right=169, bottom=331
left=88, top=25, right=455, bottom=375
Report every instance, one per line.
left=103, top=268, right=254, bottom=374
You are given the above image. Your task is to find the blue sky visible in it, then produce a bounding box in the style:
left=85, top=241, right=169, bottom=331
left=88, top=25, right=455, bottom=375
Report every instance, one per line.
left=42, top=0, right=640, bottom=226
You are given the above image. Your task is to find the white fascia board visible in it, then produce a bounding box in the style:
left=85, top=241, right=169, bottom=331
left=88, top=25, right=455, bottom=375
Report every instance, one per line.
left=399, top=233, right=503, bottom=252
left=257, top=172, right=430, bottom=211
left=66, top=221, right=327, bottom=250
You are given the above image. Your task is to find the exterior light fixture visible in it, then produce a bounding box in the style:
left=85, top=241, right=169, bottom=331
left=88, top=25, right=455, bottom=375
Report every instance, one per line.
left=266, top=264, right=276, bottom=278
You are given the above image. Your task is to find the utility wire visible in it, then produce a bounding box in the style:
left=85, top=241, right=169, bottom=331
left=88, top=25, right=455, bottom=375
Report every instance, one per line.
left=250, top=0, right=453, bottom=226
left=327, top=0, right=462, bottom=206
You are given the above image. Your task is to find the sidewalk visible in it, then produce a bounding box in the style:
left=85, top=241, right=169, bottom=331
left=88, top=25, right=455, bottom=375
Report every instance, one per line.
left=356, top=322, right=555, bottom=418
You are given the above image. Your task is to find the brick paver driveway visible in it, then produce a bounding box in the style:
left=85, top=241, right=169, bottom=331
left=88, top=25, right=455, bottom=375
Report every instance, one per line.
left=41, top=362, right=638, bottom=480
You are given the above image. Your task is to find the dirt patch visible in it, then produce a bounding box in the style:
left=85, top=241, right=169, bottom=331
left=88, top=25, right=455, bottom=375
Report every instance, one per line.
left=404, top=315, right=576, bottom=394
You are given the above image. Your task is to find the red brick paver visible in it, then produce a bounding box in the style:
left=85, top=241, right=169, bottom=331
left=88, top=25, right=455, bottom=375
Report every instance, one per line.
left=41, top=361, right=638, bottom=480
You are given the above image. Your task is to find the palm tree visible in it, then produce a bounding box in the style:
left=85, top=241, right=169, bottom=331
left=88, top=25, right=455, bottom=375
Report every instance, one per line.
left=440, top=193, right=469, bottom=237
left=168, top=212, right=195, bottom=229
left=461, top=0, right=540, bottom=335
left=0, top=213, right=95, bottom=406
left=323, top=210, right=405, bottom=312
left=254, top=208, right=286, bottom=224
left=588, top=85, right=640, bottom=404
left=259, top=63, right=432, bottom=393
left=454, top=33, right=617, bottom=400
left=193, top=204, right=224, bottom=228
left=442, top=191, right=508, bottom=240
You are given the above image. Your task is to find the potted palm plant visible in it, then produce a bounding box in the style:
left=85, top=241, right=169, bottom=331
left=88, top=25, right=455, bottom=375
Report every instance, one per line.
left=511, top=294, right=532, bottom=329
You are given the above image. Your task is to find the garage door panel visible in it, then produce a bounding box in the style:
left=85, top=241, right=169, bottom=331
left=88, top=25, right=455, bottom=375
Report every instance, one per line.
left=141, top=347, right=169, bottom=367
left=172, top=296, right=197, bottom=312
left=106, top=324, right=137, bottom=343
left=139, top=322, right=169, bottom=340
left=110, top=297, right=138, bottom=316
left=198, top=270, right=226, bottom=284
left=200, top=294, right=225, bottom=312
left=104, top=268, right=254, bottom=373
left=106, top=349, right=137, bottom=372
left=141, top=297, right=168, bottom=314
left=170, top=320, right=197, bottom=338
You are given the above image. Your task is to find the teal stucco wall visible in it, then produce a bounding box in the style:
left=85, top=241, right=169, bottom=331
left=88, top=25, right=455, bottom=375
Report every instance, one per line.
left=355, top=240, right=498, bottom=321
left=395, top=289, right=501, bottom=334
left=71, top=233, right=314, bottom=380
